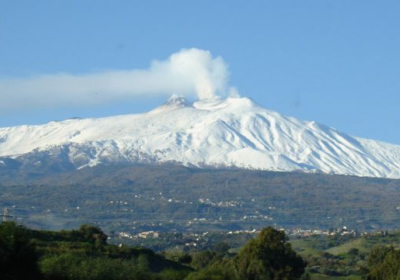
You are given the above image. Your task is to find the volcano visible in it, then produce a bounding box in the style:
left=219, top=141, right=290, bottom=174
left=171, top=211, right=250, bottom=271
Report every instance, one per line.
left=1, top=96, right=400, bottom=178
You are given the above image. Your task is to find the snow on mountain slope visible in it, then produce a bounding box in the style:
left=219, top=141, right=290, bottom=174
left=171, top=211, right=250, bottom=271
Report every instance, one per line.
left=1, top=96, right=400, bottom=178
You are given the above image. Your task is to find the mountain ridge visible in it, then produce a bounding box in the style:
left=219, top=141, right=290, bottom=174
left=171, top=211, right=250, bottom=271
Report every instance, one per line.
left=1, top=96, right=400, bottom=178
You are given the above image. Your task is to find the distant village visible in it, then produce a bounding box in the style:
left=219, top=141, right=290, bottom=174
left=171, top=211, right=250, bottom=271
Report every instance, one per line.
left=118, top=226, right=359, bottom=240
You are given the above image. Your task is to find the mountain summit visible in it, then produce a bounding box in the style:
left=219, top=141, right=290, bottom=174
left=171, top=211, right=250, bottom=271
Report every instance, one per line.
left=1, top=97, right=400, bottom=178
left=164, top=94, right=190, bottom=107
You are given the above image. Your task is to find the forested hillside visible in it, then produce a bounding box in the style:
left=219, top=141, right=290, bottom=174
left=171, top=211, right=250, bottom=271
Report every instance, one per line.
left=1, top=164, right=400, bottom=232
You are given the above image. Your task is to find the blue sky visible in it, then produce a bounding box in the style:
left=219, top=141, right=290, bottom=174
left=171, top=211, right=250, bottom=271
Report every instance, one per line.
left=1, top=1, right=400, bottom=144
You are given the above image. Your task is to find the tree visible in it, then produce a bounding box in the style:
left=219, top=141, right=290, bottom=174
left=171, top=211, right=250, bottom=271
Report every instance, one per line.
left=234, top=227, right=306, bottom=280
left=0, top=221, right=42, bottom=280
left=78, top=224, right=108, bottom=247
left=191, top=250, right=218, bottom=270
left=366, top=246, right=400, bottom=280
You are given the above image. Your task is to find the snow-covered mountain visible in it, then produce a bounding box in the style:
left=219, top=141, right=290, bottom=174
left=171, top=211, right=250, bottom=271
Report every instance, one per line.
left=1, top=96, right=400, bottom=178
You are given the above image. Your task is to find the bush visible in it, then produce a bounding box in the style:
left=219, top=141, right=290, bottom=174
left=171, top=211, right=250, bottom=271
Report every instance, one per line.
left=40, top=253, right=156, bottom=280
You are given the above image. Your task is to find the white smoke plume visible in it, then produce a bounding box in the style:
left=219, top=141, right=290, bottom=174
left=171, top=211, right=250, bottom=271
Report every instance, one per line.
left=0, top=48, right=239, bottom=111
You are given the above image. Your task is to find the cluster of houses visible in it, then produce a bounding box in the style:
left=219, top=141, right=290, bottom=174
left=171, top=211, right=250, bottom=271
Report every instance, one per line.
left=118, top=230, right=159, bottom=239
left=198, top=198, right=243, bottom=207
left=286, top=226, right=358, bottom=237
